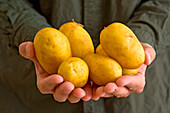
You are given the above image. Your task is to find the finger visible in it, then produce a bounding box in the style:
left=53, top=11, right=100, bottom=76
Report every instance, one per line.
left=53, top=81, right=74, bottom=102
left=34, top=59, right=47, bottom=77
left=95, top=86, right=106, bottom=97
left=113, top=87, right=131, bottom=98
left=19, top=42, right=36, bottom=61
left=92, top=84, right=100, bottom=101
left=116, top=65, right=146, bottom=93
left=68, top=88, right=86, bottom=103
left=141, top=43, right=156, bottom=65
left=104, top=82, right=118, bottom=94
left=19, top=42, right=47, bottom=76
left=116, top=75, right=145, bottom=93
left=138, top=64, right=147, bottom=75
left=82, top=82, right=92, bottom=101
left=116, top=64, right=146, bottom=86
left=37, top=74, right=63, bottom=94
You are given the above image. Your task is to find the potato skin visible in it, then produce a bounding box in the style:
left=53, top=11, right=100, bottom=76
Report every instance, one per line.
left=59, top=22, right=94, bottom=59
left=96, top=44, right=109, bottom=57
left=84, top=54, right=122, bottom=86
left=100, top=22, right=145, bottom=69
left=58, top=57, right=89, bottom=88
left=96, top=44, right=139, bottom=75
left=34, top=27, right=72, bottom=74
left=122, top=68, right=139, bottom=75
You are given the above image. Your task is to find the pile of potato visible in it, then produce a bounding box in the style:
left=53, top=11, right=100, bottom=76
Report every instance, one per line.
left=34, top=20, right=145, bottom=87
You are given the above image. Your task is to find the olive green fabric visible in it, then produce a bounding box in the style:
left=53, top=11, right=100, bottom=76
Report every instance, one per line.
left=0, top=0, right=170, bottom=113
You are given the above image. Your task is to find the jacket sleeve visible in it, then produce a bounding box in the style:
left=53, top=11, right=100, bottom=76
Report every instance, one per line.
left=127, top=0, right=170, bottom=55
left=0, top=0, right=51, bottom=47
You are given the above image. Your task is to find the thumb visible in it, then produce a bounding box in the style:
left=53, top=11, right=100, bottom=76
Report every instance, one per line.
left=141, top=43, right=156, bottom=65
left=19, top=41, right=35, bottom=61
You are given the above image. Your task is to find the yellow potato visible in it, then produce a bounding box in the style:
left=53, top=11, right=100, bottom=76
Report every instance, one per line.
left=58, top=57, right=89, bottom=88
left=84, top=54, right=122, bottom=86
left=96, top=44, right=139, bottom=75
left=122, top=68, right=139, bottom=75
left=100, top=22, right=145, bottom=69
left=96, top=44, right=109, bottom=57
left=59, top=21, right=94, bottom=59
left=34, top=27, right=72, bottom=74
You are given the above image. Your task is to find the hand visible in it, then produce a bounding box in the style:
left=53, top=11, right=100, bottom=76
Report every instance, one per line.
left=92, top=43, right=156, bottom=100
left=19, top=42, right=92, bottom=103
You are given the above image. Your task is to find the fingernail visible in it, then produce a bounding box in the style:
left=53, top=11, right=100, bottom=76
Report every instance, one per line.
left=147, top=52, right=151, bottom=64
left=117, top=95, right=124, bottom=98
left=19, top=43, right=27, bottom=57
left=92, top=96, right=99, bottom=101
left=145, top=51, right=151, bottom=65
left=25, top=43, right=30, bottom=58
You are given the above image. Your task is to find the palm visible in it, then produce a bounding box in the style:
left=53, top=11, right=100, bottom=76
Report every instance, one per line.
left=19, top=42, right=92, bottom=103
left=92, top=43, right=156, bottom=100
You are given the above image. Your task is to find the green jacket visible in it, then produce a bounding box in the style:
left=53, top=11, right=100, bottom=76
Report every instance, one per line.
left=0, top=0, right=170, bottom=113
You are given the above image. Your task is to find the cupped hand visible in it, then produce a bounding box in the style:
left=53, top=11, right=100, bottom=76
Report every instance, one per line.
left=92, top=43, right=156, bottom=100
left=19, top=42, right=92, bottom=103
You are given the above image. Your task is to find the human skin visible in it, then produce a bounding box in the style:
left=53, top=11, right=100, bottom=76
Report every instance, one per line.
left=19, top=42, right=155, bottom=102
left=92, top=43, right=156, bottom=100
left=19, top=42, right=92, bottom=103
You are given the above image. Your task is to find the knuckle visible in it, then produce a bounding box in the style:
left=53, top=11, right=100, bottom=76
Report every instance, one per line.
left=38, top=87, right=48, bottom=94
left=37, top=82, right=44, bottom=92
left=37, top=82, right=49, bottom=94
left=39, top=90, right=47, bottom=94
